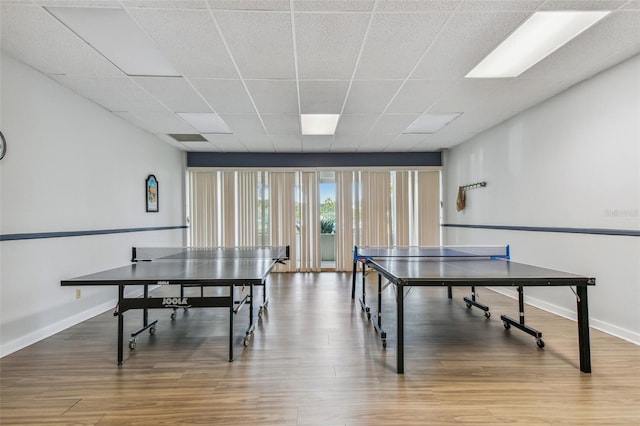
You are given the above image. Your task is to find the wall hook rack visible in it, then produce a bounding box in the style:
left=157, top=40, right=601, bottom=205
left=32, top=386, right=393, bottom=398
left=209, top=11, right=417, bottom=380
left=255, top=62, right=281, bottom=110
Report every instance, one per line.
left=461, top=181, right=486, bottom=191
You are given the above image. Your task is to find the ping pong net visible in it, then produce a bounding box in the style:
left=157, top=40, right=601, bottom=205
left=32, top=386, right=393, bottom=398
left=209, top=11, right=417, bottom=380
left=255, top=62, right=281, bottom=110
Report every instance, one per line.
left=354, top=245, right=510, bottom=260
left=132, top=246, right=290, bottom=262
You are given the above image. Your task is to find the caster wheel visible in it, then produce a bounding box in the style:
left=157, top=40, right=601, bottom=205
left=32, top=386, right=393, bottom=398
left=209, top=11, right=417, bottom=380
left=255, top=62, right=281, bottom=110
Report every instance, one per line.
left=503, top=322, right=511, bottom=329
left=243, top=337, right=249, bottom=347
left=129, top=339, right=136, bottom=350
left=382, top=340, right=387, bottom=349
left=484, top=311, right=491, bottom=319
left=366, top=312, right=371, bottom=320
left=466, top=303, right=472, bottom=309
left=149, top=326, right=156, bottom=335
left=536, top=339, right=545, bottom=349
left=170, top=312, right=176, bottom=320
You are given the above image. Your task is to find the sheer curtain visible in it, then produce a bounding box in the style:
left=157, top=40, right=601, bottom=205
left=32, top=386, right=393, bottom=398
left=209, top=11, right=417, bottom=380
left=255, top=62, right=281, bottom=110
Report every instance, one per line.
left=188, top=168, right=440, bottom=272
left=299, top=171, right=320, bottom=271
left=416, top=170, right=440, bottom=245
left=360, top=171, right=391, bottom=247
left=335, top=171, right=355, bottom=270
left=189, top=171, right=219, bottom=247
left=237, top=171, right=258, bottom=246
left=220, top=171, right=236, bottom=246
left=268, top=171, right=296, bottom=272
left=394, top=171, right=411, bottom=246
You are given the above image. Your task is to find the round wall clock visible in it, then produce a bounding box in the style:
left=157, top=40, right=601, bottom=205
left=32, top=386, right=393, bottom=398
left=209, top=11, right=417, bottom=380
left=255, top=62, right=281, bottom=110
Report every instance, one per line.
left=0, top=131, right=6, bottom=160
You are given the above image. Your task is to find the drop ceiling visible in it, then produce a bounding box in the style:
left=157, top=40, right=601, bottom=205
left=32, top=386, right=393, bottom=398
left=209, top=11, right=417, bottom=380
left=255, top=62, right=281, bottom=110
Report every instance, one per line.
left=1, top=0, right=639, bottom=153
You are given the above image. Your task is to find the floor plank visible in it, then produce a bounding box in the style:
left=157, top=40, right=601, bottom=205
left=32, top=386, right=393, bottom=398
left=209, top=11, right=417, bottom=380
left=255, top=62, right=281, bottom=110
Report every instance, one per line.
left=1, top=272, right=639, bottom=425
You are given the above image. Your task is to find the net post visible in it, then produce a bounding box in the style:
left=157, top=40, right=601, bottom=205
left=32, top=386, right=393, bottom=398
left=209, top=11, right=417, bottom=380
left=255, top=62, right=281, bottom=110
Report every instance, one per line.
left=131, top=247, right=137, bottom=262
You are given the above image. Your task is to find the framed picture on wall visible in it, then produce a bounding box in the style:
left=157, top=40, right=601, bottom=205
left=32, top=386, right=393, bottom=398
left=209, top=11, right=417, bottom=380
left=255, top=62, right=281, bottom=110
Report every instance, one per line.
left=146, top=174, right=159, bottom=212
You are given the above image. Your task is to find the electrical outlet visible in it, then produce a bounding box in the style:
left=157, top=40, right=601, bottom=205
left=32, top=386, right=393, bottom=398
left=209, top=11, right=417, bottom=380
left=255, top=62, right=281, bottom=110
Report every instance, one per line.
left=75, top=288, right=81, bottom=299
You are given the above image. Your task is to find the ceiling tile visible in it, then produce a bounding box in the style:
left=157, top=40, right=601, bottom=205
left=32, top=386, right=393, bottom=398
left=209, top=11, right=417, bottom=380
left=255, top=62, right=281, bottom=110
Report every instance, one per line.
left=539, top=0, right=627, bottom=10
left=343, top=80, right=403, bottom=113
left=123, top=0, right=208, bottom=8
left=1, top=4, right=123, bottom=76
left=238, top=135, right=277, bottom=151
left=128, top=8, right=238, bottom=78
left=334, top=114, right=379, bottom=136
left=245, top=80, right=299, bottom=114
left=369, top=113, right=420, bottom=135
left=214, top=11, right=295, bottom=79
left=270, top=135, right=303, bottom=152
left=299, top=81, right=350, bottom=114
left=115, top=111, right=196, bottom=133
left=191, top=79, right=256, bottom=113
left=219, top=114, right=268, bottom=136
left=457, top=0, right=543, bottom=11
left=429, top=79, right=508, bottom=112
left=294, top=1, right=375, bottom=12
left=181, top=141, right=220, bottom=151
left=36, top=1, right=122, bottom=6
left=385, top=134, right=428, bottom=151
left=357, top=134, right=396, bottom=151
left=620, top=1, right=640, bottom=10
left=302, top=135, right=334, bottom=152
left=378, top=0, right=460, bottom=12
left=295, top=12, right=370, bottom=79
left=133, top=77, right=211, bottom=112
left=52, top=75, right=168, bottom=112
left=207, top=0, right=290, bottom=11
left=261, top=114, right=301, bottom=135
left=386, top=80, right=456, bottom=113
left=202, top=134, right=248, bottom=151
left=411, top=12, right=530, bottom=80
left=331, top=136, right=364, bottom=151
left=520, top=11, right=640, bottom=80
left=354, top=12, right=449, bottom=79
left=4, top=1, right=638, bottom=154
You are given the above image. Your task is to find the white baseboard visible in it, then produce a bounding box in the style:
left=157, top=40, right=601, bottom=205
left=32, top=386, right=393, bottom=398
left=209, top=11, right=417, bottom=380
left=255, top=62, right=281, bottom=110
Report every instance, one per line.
left=0, top=287, right=154, bottom=358
left=488, top=287, right=640, bottom=346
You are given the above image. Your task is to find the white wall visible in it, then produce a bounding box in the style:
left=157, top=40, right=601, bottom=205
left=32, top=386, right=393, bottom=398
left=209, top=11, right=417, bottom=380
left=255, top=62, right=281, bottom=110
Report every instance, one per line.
left=443, top=54, right=640, bottom=344
left=0, top=53, right=186, bottom=355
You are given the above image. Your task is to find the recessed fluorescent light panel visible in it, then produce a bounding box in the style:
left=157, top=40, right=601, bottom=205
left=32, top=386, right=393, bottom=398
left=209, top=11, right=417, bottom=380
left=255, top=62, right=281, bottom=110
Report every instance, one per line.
left=466, top=11, right=610, bottom=78
left=403, top=113, right=462, bottom=134
left=46, top=7, right=179, bottom=77
left=177, top=113, right=231, bottom=134
left=301, top=114, right=340, bottom=135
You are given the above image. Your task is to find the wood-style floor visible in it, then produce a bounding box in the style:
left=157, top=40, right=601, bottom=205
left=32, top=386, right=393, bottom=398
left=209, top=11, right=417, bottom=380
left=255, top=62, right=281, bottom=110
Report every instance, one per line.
left=1, top=272, right=639, bottom=425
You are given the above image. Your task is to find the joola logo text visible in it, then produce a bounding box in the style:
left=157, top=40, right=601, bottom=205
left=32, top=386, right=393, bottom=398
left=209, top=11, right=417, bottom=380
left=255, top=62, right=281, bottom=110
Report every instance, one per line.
left=162, top=297, right=190, bottom=307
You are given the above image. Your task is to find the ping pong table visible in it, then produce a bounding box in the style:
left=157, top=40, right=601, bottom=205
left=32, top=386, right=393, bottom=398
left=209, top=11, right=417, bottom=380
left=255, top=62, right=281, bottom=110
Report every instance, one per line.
left=61, top=246, right=289, bottom=365
left=352, top=245, right=595, bottom=374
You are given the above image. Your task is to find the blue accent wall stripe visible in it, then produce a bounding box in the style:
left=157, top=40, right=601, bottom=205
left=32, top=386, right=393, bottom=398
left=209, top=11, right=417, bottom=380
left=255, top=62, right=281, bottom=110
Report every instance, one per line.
left=0, top=226, right=188, bottom=241
left=442, top=223, right=639, bottom=237
left=187, top=151, right=441, bottom=168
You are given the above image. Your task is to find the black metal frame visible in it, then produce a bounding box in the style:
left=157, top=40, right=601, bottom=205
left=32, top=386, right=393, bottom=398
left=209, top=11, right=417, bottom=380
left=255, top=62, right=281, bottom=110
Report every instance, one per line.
left=360, top=259, right=594, bottom=375
left=113, top=281, right=258, bottom=365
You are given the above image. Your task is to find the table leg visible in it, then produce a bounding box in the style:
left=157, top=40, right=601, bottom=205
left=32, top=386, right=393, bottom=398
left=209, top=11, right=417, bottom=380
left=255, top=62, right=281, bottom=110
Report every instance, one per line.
left=397, top=283, right=404, bottom=374
left=117, top=285, right=124, bottom=366
left=576, top=286, right=592, bottom=373
left=351, top=260, right=357, bottom=299
left=229, top=286, right=234, bottom=362
left=143, top=285, right=148, bottom=328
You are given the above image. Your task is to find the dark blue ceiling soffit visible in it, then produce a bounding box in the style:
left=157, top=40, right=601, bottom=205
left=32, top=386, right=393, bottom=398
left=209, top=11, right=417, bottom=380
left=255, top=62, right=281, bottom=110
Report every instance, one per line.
left=187, top=152, right=442, bottom=168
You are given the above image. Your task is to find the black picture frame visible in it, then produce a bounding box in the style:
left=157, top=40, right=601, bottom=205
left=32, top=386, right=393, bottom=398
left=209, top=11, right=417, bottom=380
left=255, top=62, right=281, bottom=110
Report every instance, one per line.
left=145, top=175, right=159, bottom=212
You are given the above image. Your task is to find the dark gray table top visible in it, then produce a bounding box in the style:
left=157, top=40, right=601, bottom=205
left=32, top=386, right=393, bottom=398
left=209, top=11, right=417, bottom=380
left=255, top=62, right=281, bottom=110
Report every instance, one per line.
left=368, top=258, right=595, bottom=286
left=61, top=258, right=279, bottom=286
